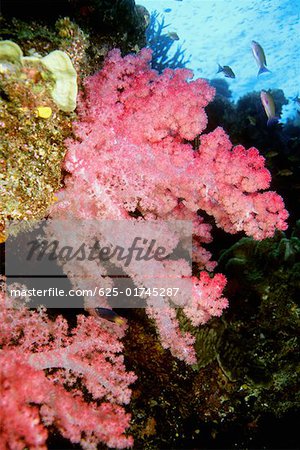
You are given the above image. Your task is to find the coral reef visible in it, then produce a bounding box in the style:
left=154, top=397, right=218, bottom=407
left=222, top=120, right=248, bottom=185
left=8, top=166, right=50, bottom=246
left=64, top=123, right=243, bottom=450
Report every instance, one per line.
left=49, top=48, right=287, bottom=365
left=1, top=3, right=298, bottom=449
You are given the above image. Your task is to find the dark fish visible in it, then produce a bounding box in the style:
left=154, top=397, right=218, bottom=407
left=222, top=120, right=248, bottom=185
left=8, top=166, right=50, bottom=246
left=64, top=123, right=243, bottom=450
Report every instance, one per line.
left=217, top=64, right=235, bottom=78
left=164, top=8, right=172, bottom=13
left=136, top=5, right=150, bottom=27
left=251, top=40, right=271, bottom=76
left=167, top=32, right=180, bottom=41
left=95, top=307, right=125, bottom=325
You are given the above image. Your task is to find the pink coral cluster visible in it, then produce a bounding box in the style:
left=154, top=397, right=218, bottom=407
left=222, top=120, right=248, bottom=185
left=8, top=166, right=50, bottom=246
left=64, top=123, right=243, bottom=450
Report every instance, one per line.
left=50, top=48, right=288, bottom=364
left=0, top=289, right=136, bottom=450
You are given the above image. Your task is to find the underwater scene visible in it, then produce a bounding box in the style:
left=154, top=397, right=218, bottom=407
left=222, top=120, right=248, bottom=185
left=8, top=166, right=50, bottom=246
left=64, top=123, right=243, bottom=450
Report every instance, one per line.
left=0, top=0, right=299, bottom=449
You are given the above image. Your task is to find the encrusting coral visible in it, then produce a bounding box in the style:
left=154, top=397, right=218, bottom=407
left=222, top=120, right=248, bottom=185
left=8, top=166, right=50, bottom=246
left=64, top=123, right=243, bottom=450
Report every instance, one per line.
left=0, top=41, right=77, bottom=242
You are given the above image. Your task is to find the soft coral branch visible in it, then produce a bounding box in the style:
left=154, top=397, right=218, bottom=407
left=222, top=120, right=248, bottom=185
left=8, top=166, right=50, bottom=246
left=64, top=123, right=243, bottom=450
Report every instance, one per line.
left=0, top=290, right=136, bottom=449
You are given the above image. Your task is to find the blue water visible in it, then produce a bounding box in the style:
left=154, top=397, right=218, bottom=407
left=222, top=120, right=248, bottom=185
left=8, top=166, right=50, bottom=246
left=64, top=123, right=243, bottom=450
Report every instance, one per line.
left=141, top=0, right=300, bottom=121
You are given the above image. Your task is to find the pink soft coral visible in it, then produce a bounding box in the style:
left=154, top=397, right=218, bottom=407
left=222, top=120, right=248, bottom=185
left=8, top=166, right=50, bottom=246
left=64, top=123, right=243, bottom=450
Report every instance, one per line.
left=50, top=48, right=288, bottom=364
left=0, top=290, right=136, bottom=450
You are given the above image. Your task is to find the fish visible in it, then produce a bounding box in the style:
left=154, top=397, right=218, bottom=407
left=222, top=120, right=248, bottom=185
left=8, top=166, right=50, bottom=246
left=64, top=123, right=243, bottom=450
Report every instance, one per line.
left=217, top=64, right=235, bottom=78
left=247, top=115, right=256, bottom=126
left=260, top=90, right=279, bottom=126
left=277, top=169, right=293, bottom=177
left=136, top=5, right=150, bottom=27
left=95, top=307, right=125, bottom=325
left=251, top=40, right=271, bottom=76
left=167, top=32, right=180, bottom=41
left=265, top=151, right=279, bottom=158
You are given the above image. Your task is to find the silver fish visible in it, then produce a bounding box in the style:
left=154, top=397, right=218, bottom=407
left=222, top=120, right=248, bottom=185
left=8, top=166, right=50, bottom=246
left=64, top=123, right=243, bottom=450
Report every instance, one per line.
left=251, top=41, right=271, bottom=76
